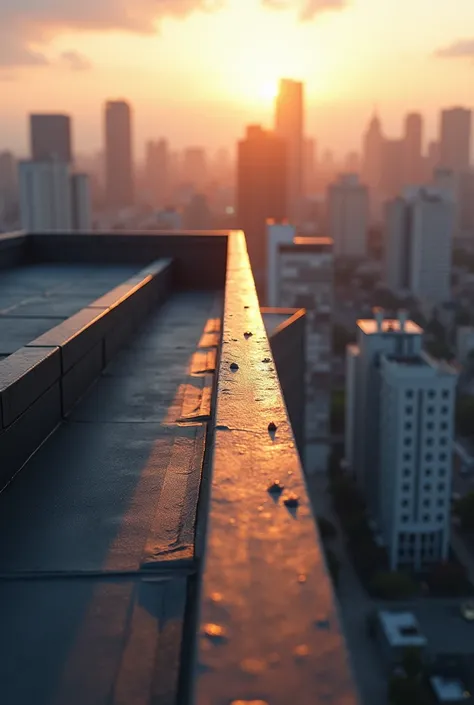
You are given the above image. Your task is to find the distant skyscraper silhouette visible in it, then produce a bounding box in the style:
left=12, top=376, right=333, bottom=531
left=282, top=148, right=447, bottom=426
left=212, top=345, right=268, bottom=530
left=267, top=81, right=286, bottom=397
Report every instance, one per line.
left=275, top=78, right=303, bottom=222
left=381, top=138, right=404, bottom=198
left=104, top=100, right=134, bottom=208
left=30, top=114, right=72, bottom=163
left=183, top=147, right=207, bottom=190
left=439, top=107, right=472, bottom=173
left=425, top=140, right=440, bottom=181
left=362, top=111, right=384, bottom=191
left=403, top=112, right=423, bottom=184
left=327, top=174, right=369, bottom=258
left=236, top=125, right=287, bottom=299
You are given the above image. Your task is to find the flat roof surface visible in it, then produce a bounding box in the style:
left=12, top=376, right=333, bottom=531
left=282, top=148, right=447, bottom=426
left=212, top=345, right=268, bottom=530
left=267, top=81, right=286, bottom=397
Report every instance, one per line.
left=430, top=676, right=468, bottom=702
left=378, top=610, right=427, bottom=647
left=0, top=263, right=139, bottom=357
left=358, top=319, right=423, bottom=336
left=0, top=291, right=222, bottom=704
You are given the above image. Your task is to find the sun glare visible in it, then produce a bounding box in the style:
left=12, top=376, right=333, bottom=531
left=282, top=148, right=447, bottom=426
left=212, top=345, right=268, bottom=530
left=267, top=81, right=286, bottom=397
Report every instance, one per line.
left=260, top=80, right=279, bottom=101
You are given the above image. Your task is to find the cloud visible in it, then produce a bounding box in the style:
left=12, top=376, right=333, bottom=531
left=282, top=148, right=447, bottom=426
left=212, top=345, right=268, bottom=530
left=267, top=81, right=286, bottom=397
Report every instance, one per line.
left=434, top=38, right=474, bottom=59
left=59, top=50, right=92, bottom=71
left=262, top=0, right=349, bottom=21
left=0, top=0, right=223, bottom=67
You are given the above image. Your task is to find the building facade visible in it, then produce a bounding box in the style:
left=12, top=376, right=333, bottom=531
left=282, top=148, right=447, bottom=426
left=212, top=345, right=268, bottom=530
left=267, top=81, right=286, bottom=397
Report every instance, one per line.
left=30, top=114, right=72, bottom=164
left=145, top=139, right=168, bottom=207
left=439, top=107, right=472, bottom=174
left=385, top=188, right=454, bottom=313
left=346, top=310, right=457, bottom=570
left=327, top=173, right=369, bottom=258
left=70, top=173, right=92, bottom=230
left=104, top=100, right=134, bottom=209
left=19, top=161, right=91, bottom=232
left=403, top=113, right=424, bottom=185
left=276, top=236, right=333, bottom=472
left=275, top=78, right=303, bottom=222
left=236, top=125, right=287, bottom=299
left=19, top=161, right=72, bottom=232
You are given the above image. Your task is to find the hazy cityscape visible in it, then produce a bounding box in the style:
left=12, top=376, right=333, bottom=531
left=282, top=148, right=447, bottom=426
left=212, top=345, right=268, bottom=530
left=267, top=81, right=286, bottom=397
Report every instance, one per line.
left=3, top=1, right=474, bottom=704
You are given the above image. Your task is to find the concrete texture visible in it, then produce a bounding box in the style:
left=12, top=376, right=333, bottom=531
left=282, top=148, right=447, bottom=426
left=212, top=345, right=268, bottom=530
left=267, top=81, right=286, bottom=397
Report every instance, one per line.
left=193, top=232, right=359, bottom=705
left=0, top=263, right=139, bottom=356
left=0, top=576, right=187, bottom=705
left=0, top=293, right=220, bottom=574
left=0, top=290, right=221, bottom=705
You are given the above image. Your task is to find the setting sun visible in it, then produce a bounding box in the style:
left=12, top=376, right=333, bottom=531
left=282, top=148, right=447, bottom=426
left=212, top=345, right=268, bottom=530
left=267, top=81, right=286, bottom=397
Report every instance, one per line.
left=260, top=80, right=279, bottom=102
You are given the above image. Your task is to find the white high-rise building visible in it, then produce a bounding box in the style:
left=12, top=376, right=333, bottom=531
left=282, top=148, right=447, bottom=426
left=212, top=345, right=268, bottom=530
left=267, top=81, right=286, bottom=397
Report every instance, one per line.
left=346, top=309, right=457, bottom=570
left=19, top=161, right=92, bottom=232
left=385, top=188, right=454, bottom=313
left=266, top=221, right=296, bottom=307
left=71, top=173, right=92, bottom=230
left=19, top=161, right=72, bottom=232
left=272, top=233, right=333, bottom=472
left=327, top=174, right=369, bottom=258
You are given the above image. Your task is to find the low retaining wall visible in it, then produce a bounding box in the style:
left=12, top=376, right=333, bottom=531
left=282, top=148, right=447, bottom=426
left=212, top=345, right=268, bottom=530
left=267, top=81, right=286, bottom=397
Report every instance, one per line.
left=0, top=258, right=173, bottom=489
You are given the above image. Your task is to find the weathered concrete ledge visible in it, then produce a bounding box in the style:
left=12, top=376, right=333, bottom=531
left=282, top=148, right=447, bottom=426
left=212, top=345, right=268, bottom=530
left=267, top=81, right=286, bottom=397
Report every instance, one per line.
left=0, top=259, right=173, bottom=489
left=192, top=232, right=359, bottom=705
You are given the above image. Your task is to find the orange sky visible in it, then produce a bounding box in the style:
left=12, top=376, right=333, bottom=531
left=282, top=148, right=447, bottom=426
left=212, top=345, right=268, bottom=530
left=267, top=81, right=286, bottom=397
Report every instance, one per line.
left=1, top=0, right=474, bottom=159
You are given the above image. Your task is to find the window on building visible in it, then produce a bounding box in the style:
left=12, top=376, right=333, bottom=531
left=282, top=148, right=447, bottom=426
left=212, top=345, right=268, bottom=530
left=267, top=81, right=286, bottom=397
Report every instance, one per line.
left=427, top=422, right=434, bottom=431
left=425, top=453, right=433, bottom=462
left=426, top=437, right=434, bottom=446
left=439, top=468, right=446, bottom=477
left=402, top=515, right=409, bottom=523
left=442, top=390, right=450, bottom=399
left=423, top=514, right=430, bottom=522
left=425, top=468, right=432, bottom=476
left=402, top=499, right=409, bottom=508
left=437, top=514, right=444, bottom=522
left=424, top=483, right=431, bottom=492
left=437, top=499, right=444, bottom=507
left=427, top=406, right=435, bottom=415
left=404, top=453, right=412, bottom=462
left=403, top=483, right=410, bottom=492
left=423, top=499, right=430, bottom=508
left=441, top=422, right=448, bottom=431
left=438, top=483, right=446, bottom=492
left=406, top=390, right=414, bottom=399
left=440, top=437, right=448, bottom=446
left=403, top=469, right=411, bottom=477
left=405, top=422, right=412, bottom=431
left=440, top=453, right=447, bottom=461
left=404, top=437, right=412, bottom=447
left=405, top=405, right=413, bottom=415
left=428, top=390, right=436, bottom=399
left=441, top=406, right=449, bottom=415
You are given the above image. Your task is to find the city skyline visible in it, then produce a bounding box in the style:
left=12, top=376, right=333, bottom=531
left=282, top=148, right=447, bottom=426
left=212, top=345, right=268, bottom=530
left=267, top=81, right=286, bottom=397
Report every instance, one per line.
left=1, top=0, right=474, bottom=155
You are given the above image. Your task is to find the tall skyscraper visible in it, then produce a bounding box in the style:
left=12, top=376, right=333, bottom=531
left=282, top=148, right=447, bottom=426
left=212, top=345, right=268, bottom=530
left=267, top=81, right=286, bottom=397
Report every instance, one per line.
left=275, top=78, right=303, bottom=222
left=274, top=234, right=333, bottom=472
left=30, top=114, right=72, bottom=163
left=385, top=188, right=454, bottom=313
left=236, top=125, right=287, bottom=298
left=403, top=112, right=423, bottom=185
left=145, top=139, right=168, bottom=207
left=19, top=161, right=72, bottom=231
left=303, top=137, right=316, bottom=196
left=327, top=174, right=369, bottom=258
left=362, top=111, right=384, bottom=191
left=104, top=100, right=134, bottom=209
left=346, top=310, right=457, bottom=570
left=439, top=107, right=472, bottom=173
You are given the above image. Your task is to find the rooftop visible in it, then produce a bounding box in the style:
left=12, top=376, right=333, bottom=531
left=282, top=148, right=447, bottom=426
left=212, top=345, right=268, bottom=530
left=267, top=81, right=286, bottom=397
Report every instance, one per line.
left=0, top=229, right=358, bottom=705
left=378, top=610, right=427, bottom=648
left=430, top=675, right=470, bottom=703
left=358, top=318, right=423, bottom=336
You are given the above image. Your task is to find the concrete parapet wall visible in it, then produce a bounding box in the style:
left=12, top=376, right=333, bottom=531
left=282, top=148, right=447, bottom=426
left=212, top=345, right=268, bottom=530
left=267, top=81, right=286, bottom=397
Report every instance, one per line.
left=0, top=259, right=173, bottom=489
